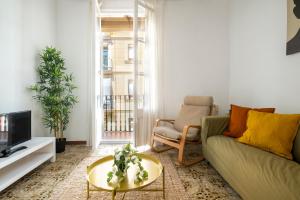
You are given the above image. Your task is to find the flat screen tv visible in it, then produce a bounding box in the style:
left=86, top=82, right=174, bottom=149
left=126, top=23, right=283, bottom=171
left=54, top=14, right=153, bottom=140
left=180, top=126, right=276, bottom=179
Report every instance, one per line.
left=0, top=111, right=31, bottom=157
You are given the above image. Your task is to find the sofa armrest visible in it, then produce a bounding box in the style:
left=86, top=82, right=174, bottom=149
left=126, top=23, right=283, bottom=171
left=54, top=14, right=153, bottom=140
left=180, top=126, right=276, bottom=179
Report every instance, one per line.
left=201, top=116, right=229, bottom=144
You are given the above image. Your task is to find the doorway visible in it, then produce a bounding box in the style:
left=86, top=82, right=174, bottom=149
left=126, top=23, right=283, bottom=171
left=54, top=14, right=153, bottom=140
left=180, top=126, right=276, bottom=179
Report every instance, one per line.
left=93, top=0, right=153, bottom=148
left=101, top=16, right=137, bottom=143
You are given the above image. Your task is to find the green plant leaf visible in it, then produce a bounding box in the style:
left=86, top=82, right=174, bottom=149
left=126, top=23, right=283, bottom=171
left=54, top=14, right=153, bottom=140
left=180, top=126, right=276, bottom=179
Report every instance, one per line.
left=29, top=46, right=78, bottom=138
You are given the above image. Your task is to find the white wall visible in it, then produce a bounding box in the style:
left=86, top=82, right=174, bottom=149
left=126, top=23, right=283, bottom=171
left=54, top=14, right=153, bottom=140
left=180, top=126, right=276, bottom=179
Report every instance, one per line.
left=162, top=0, right=230, bottom=117
left=229, top=0, right=300, bottom=113
left=56, top=0, right=232, bottom=141
left=56, top=0, right=91, bottom=141
left=0, top=0, right=232, bottom=141
left=0, top=0, right=57, bottom=137
left=0, top=0, right=91, bottom=141
left=1, top=0, right=297, bottom=143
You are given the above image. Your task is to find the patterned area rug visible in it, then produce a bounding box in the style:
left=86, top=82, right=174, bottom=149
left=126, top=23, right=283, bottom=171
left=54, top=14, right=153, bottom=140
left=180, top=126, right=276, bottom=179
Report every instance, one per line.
left=166, top=147, right=240, bottom=200
left=0, top=145, right=240, bottom=200
left=0, top=145, right=91, bottom=200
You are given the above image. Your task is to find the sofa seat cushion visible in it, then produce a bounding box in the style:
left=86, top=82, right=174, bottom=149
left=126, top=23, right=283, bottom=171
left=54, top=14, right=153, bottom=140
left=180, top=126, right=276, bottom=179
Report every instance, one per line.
left=153, top=126, right=199, bottom=141
left=206, top=135, right=300, bottom=200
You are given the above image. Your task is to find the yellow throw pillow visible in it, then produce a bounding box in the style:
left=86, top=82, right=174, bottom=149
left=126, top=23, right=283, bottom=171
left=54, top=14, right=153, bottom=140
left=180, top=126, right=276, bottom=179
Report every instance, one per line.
left=237, top=110, right=300, bottom=160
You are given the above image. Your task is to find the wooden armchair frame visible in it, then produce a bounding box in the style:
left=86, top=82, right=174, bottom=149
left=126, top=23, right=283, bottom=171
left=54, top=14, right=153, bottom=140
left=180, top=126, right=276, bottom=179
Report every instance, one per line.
left=150, top=119, right=204, bottom=166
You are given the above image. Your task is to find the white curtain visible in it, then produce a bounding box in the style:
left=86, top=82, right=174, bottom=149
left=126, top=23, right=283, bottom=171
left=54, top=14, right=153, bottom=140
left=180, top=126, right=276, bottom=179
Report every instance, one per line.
left=135, top=0, right=165, bottom=146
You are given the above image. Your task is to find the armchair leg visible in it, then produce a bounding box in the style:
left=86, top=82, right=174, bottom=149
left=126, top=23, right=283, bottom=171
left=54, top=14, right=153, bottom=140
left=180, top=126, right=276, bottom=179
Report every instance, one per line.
left=181, top=156, right=204, bottom=166
left=176, top=153, right=204, bottom=166
left=151, top=128, right=204, bottom=166
left=176, top=138, right=205, bottom=166
left=152, top=145, right=174, bottom=153
left=177, top=140, right=185, bottom=165
left=151, top=133, right=174, bottom=153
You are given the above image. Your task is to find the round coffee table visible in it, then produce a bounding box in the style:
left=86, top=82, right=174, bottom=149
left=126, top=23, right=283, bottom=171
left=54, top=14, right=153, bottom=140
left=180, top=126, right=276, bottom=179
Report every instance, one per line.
left=86, top=153, right=165, bottom=200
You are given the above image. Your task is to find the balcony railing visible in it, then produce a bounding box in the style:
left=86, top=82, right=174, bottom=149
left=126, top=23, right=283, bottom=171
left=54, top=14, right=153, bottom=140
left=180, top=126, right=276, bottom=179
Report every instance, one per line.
left=103, top=95, right=134, bottom=133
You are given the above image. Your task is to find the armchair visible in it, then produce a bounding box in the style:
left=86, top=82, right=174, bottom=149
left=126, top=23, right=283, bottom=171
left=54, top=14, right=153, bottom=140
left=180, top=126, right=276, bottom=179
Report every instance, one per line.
left=151, top=96, right=217, bottom=166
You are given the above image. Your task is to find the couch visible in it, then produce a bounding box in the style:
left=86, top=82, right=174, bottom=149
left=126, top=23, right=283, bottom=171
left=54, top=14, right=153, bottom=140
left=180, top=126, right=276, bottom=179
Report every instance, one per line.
left=201, top=116, right=300, bottom=200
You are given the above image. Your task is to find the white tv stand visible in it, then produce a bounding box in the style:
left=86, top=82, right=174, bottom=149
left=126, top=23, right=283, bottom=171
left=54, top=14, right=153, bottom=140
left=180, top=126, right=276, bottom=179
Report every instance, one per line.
left=0, top=137, right=56, bottom=191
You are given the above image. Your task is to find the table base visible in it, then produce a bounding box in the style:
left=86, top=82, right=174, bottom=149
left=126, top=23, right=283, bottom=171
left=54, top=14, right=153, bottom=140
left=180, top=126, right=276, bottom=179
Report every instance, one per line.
left=87, top=167, right=165, bottom=200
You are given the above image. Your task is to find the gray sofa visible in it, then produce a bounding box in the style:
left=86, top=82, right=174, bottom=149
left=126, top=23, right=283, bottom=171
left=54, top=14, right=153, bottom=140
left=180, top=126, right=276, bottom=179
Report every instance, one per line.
left=201, top=116, right=300, bottom=200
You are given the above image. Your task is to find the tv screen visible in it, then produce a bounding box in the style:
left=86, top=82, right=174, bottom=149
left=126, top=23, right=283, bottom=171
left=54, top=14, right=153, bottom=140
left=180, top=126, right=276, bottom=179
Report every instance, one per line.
left=0, top=111, right=31, bottom=152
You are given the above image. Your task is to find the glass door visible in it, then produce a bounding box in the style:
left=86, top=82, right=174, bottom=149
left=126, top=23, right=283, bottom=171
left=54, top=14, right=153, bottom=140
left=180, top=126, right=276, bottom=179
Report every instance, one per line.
left=96, top=0, right=150, bottom=146
left=134, top=0, right=151, bottom=146
left=100, top=8, right=136, bottom=144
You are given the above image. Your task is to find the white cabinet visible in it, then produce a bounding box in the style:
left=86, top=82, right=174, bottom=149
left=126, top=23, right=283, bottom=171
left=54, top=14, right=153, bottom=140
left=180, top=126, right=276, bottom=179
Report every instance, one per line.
left=0, top=137, right=56, bottom=191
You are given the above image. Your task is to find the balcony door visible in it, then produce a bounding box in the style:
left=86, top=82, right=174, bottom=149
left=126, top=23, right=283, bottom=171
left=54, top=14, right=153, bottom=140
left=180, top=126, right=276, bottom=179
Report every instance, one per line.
left=99, top=8, right=139, bottom=144
left=95, top=0, right=154, bottom=146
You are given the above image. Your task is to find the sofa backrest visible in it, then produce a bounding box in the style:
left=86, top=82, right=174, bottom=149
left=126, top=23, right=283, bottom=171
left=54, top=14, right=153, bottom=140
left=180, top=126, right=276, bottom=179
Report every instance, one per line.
left=292, top=127, right=300, bottom=163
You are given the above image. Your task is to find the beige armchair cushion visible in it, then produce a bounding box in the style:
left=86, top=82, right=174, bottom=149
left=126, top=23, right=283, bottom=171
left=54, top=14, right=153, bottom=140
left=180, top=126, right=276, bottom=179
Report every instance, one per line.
left=174, top=105, right=210, bottom=135
left=154, top=96, right=214, bottom=142
left=153, top=126, right=181, bottom=140
left=153, top=125, right=200, bottom=141
left=184, top=96, right=213, bottom=106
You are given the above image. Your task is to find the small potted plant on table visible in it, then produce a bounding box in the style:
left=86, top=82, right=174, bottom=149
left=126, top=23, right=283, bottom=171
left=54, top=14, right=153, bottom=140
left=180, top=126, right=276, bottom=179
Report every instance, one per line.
left=30, top=47, right=78, bottom=153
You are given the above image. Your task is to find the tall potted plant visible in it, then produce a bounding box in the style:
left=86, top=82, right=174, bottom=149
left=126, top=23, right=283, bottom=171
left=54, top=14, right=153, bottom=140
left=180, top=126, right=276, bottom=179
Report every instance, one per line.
left=30, top=47, right=78, bottom=153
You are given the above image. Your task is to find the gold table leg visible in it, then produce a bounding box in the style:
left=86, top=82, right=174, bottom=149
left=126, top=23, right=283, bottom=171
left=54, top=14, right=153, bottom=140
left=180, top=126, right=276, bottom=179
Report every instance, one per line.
left=163, top=167, right=165, bottom=199
left=87, top=181, right=90, bottom=199
left=87, top=165, right=90, bottom=200
left=112, top=190, right=116, bottom=200
left=86, top=163, right=165, bottom=199
left=122, top=192, right=126, bottom=200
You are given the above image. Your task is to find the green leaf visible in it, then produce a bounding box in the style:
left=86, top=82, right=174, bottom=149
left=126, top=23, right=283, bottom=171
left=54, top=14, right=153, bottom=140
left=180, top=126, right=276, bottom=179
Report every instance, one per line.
left=29, top=46, right=78, bottom=137
left=107, top=171, right=113, bottom=182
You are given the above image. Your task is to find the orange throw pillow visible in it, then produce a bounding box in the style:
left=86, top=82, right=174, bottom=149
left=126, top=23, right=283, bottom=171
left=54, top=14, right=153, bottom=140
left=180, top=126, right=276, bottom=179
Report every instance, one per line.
left=224, top=104, right=275, bottom=138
